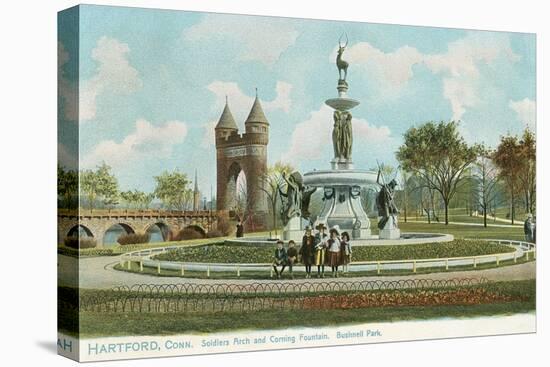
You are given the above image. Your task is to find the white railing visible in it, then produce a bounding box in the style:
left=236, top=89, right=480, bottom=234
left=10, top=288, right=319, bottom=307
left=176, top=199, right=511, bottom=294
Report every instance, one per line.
left=119, top=238, right=535, bottom=278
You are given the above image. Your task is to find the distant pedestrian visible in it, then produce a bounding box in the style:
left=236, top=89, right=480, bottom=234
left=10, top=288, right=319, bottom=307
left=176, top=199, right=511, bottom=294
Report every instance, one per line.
left=236, top=219, right=244, bottom=238
left=524, top=214, right=535, bottom=243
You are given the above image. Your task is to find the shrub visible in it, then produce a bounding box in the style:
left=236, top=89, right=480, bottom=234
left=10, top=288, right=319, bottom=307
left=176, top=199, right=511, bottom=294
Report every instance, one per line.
left=117, top=233, right=150, bottom=246
left=63, top=236, right=97, bottom=249
left=206, top=229, right=224, bottom=238
left=174, top=227, right=205, bottom=240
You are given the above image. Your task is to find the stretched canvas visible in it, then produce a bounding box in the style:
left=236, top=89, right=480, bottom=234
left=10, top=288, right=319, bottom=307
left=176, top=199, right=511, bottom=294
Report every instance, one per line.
left=58, top=4, right=537, bottom=362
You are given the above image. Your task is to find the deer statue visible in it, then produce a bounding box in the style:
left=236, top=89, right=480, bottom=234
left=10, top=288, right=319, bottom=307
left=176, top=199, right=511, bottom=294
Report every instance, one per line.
left=336, top=33, right=349, bottom=81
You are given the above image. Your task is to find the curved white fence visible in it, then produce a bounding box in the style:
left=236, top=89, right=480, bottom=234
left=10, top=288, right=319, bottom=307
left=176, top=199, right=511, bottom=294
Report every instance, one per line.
left=119, top=238, right=535, bottom=277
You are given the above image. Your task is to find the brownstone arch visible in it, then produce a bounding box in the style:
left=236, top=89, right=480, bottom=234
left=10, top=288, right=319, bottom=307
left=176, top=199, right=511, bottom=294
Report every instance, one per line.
left=215, top=95, right=269, bottom=228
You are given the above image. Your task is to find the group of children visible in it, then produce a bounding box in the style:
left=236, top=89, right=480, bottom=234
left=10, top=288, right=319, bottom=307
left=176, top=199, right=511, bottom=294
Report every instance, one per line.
left=272, top=224, right=352, bottom=279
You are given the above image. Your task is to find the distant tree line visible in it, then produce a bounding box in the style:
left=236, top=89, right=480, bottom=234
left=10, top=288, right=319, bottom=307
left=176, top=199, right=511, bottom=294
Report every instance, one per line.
left=57, top=163, right=207, bottom=211
left=395, top=121, right=535, bottom=226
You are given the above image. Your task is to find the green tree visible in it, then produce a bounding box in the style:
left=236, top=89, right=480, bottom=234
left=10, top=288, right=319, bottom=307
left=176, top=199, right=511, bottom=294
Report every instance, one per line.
left=518, top=129, right=536, bottom=214
left=80, top=162, right=119, bottom=209
left=493, top=132, right=532, bottom=224
left=57, top=165, right=78, bottom=209
left=153, top=169, right=191, bottom=210
left=120, top=189, right=155, bottom=209
left=397, top=121, right=480, bottom=225
left=474, top=147, right=501, bottom=228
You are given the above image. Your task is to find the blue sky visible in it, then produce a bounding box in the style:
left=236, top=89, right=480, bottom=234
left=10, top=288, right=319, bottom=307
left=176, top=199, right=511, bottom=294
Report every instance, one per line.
left=58, top=5, right=536, bottom=197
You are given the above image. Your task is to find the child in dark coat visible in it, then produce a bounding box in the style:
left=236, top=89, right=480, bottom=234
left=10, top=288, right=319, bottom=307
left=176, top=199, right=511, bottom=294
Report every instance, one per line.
left=272, top=240, right=288, bottom=279
left=287, top=240, right=298, bottom=279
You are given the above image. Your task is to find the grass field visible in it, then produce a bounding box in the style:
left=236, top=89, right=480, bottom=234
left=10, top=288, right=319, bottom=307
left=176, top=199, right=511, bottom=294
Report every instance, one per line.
left=59, top=280, right=535, bottom=338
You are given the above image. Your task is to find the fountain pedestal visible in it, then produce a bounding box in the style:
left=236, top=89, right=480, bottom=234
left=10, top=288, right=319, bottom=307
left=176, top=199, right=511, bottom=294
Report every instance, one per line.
left=300, top=79, right=380, bottom=240
left=282, top=216, right=304, bottom=241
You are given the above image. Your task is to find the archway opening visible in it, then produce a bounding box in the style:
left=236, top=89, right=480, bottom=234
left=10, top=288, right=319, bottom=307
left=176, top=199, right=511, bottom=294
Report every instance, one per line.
left=103, top=223, right=135, bottom=246
left=67, top=224, right=93, bottom=238
left=184, top=225, right=206, bottom=237
left=226, top=161, right=248, bottom=217
left=146, top=222, right=171, bottom=243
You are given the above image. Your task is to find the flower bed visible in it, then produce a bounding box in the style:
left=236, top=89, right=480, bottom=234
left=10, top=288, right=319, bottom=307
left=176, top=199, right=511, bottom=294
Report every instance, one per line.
left=152, top=239, right=515, bottom=264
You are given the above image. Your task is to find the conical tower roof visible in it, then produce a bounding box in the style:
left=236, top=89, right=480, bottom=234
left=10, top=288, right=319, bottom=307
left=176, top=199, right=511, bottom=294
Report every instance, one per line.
left=245, top=96, right=269, bottom=125
left=215, top=100, right=238, bottom=130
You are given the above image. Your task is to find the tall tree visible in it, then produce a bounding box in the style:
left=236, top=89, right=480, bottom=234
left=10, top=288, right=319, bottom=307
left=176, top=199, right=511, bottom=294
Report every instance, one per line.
left=518, top=129, right=536, bottom=214
left=259, top=161, right=295, bottom=237
left=57, top=165, right=78, bottom=209
left=80, top=162, right=119, bottom=209
left=397, top=121, right=480, bottom=225
left=153, top=170, right=191, bottom=210
left=120, top=189, right=155, bottom=209
left=493, top=135, right=523, bottom=224
left=474, top=147, right=501, bottom=228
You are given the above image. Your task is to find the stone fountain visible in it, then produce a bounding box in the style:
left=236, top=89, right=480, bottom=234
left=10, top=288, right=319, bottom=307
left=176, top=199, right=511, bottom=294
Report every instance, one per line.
left=282, top=35, right=401, bottom=241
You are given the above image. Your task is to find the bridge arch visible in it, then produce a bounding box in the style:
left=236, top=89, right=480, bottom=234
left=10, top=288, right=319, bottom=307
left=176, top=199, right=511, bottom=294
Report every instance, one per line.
left=67, top=224, right=94, bottom=238
left=103, top=222, right=136, bottom=246
left=145, top=222, right=172, bottom=243
left=184, top=224, right=206, bottom=237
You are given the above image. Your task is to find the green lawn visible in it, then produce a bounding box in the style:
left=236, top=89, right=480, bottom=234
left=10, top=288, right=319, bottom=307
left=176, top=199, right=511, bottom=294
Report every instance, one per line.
left=398, top=222, right=525, bottom=241
left=60, top=280, right=535, bottom=338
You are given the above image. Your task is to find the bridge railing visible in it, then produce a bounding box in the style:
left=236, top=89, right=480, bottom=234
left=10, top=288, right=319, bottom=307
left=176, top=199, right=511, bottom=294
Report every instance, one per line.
left=58, top=208, right=225, bottom=217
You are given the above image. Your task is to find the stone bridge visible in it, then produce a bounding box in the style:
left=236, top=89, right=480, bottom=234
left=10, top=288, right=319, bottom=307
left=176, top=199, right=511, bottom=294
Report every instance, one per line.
left=58, top=209, right=226, bottom=247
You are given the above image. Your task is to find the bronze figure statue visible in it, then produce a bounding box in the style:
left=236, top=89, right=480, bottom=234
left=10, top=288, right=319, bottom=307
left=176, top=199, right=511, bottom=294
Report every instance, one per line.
left=376, top=169, right=399, bottom=230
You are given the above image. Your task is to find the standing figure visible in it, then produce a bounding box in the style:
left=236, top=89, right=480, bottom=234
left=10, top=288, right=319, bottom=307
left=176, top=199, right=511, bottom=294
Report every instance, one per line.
left=340, top=231, right=352, bottom=273
left=300, top=226, right=316, bottom=278
left=327, top=227, right=342, bottom=277
left=272, top=240, right=288, bottom=279
left=524, top=214, right=535, bottom=243
left=279, top=171, right=304, bottom=226
left=376, top=169, right=399, bottom=230
left=341, top=112, right=353, bottom=159
left=236, top=219, right=244, bottom=238
left=314, top=223, right=328, bottom=278
left=287, top=240, right=298, bottom=279
left=332, top=111, right=342, bottom=159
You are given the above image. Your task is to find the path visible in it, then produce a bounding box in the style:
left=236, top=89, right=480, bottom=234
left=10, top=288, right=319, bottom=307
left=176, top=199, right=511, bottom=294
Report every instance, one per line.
left=406, top=219, right=522, bottom=228
left=58, top=254, right=535, bottom=289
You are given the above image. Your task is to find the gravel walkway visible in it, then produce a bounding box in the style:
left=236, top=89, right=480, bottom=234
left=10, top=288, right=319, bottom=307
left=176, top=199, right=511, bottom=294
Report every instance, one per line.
left=58, top=254, right=536, bottom=289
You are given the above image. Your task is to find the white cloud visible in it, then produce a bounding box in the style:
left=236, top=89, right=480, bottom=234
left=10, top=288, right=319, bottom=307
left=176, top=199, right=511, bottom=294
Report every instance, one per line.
left=201, top=120, right=217, bottom=147
left=424, top=33, right=520, bottom=121
left=184, top=14, right=298, bottom=66
left=82, top=119, right=187, bottom=168
left=341, top=33, right=520, bottom=121
left=79, top=36, right=142, bottom=122
left=341, top=43, right=423, bottom=88
left=281, top=105, right=393, bottom=163
left=202, top=81, right=293, bottom=145
left=58, top=142, right=78, bottom=171
left=58, top=41, right=78, bottom=121
left=509, top=98, right=536, bottom=129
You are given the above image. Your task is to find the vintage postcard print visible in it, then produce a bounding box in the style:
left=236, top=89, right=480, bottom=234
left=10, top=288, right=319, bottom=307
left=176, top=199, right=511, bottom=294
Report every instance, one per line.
left=58, top=4, right=536, bottom=362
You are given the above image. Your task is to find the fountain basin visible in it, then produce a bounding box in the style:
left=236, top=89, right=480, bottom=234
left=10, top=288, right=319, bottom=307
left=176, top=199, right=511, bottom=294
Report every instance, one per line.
left=303, top=169, right=377, bottom=187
